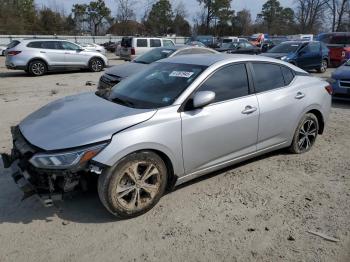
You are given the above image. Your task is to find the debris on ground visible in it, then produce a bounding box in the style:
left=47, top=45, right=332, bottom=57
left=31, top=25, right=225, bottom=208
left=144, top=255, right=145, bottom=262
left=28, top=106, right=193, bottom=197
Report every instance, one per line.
left=85, top=81, right=96, bottom=86
left=307, top=230, right=340, bottom=242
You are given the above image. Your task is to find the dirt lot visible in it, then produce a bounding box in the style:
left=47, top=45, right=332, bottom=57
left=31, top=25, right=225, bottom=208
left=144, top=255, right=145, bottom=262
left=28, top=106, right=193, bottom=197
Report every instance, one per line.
left=0, top=54, right=349, bottom=262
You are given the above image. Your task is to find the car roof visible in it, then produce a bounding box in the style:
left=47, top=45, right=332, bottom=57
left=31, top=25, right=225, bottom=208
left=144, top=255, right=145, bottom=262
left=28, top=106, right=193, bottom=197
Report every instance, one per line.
left=158, top=53, right=289, bottom=67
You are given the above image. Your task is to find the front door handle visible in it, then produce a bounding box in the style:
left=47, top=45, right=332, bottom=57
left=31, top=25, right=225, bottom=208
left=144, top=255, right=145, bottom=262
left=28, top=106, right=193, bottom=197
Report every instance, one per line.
left=40, top=51, right=46, bottom=53
left=295, top=92, right=305, bottom=99
left=242, top=105, right=257, bottom=114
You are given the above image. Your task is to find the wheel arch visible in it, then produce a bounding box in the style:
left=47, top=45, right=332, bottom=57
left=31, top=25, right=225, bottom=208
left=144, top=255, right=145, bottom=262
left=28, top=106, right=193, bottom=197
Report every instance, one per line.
left=26, top=57, right=49, bottom=71
left=307, top=109, right=325, bottom=134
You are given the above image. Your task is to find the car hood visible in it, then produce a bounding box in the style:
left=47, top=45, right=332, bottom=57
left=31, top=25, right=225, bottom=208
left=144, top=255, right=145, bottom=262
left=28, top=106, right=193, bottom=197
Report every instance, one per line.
left=19, top=92, right=156, bottom=151
left=332, top=64, right=350, bottom=79
left=105, top=62, right=149, bottom=79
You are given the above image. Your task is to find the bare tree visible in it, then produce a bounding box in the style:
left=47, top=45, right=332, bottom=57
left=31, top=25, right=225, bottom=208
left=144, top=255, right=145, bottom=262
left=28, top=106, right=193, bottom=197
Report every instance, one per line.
left=295, top=0, right=329, bottom=33
left=115, top=0, right=136, bottom=23
left=326, top=0, right=349, bottom=31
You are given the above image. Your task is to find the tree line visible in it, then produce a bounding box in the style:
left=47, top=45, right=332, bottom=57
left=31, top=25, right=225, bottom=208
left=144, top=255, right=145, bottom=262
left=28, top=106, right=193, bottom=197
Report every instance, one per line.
left=0, top=0, right=349, bottom=36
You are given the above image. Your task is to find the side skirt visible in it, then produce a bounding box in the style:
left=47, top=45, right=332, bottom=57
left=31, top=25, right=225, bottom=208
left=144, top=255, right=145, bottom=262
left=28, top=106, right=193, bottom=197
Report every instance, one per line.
left=175, top=141, right=288, bottom=186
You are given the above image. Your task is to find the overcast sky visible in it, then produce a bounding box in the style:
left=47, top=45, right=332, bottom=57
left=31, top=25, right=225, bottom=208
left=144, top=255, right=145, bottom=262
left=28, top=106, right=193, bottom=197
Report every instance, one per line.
left=36, top=0, right=295, bottom=21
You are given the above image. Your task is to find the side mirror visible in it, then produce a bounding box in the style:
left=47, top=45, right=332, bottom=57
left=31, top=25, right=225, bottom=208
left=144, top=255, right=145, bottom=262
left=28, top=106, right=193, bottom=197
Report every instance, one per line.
left=193, top=91, right=216, bottom=109
left=76, top=48, right=84, bottom=52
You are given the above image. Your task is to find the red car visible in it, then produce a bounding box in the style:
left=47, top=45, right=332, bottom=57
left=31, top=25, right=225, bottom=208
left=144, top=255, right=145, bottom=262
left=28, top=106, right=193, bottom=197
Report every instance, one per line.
left=318, top=32, right=350, bottom=67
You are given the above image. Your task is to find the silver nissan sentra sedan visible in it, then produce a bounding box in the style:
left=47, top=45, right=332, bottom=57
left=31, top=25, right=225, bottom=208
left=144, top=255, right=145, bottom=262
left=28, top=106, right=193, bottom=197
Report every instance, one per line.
left=1, top=54, right=332, bottom=218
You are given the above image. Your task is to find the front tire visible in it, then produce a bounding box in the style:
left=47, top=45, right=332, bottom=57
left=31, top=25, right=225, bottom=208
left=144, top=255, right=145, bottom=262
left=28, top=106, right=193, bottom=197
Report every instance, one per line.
left=28, top=60, right=47, bottom=76
left=98, top=151, right=168, bottom=218
left=289, top=113, right=319, bottom=154
left=317, top=59, right=328, bottom=73
left=89, top=57, right=104, bottom=72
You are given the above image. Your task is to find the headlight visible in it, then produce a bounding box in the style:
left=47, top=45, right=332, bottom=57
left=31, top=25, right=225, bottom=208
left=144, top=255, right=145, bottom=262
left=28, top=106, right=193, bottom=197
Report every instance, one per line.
left=281, top=56, right=288, bottom=61
left=29, top=143, right=107, bottom=169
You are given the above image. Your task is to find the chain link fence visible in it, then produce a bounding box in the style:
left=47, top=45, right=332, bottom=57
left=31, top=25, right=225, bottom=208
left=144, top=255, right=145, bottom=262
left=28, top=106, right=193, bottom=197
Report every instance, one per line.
left=0, top=35, right=189, bottom=46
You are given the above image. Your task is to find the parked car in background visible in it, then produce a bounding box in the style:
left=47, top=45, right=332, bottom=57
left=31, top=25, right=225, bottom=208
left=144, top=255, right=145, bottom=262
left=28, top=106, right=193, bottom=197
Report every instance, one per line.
left=1, top=54, right=332, bottom=217
left=261, top=41, right=329, bottom=73
left=79, top=43, right=107, bottom=55
left=185, top=41, right=206, bottom=47
left=186, top=35, right=218, bottom=48
left=5, top=39, right=108, bottom=76
left=261, top=38, right=288, bottom=52
left=329, top=59, right=350, bottom=98
left=102, top=41, right=119, bottom=53
left=216, top=41, right=260, bottom=54
left=318, top=32, right=350, bottom=67
left=249, top=33, right=268, bottom=47
left=0, top=44, right=8, bottom=56
left=98, top=46, right=218, bottom=94
left=119, top=37, right=175, bottom=61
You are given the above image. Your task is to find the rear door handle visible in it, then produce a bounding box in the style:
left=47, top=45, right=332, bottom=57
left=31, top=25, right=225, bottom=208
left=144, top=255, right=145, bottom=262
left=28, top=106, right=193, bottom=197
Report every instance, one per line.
left=40, top=51, right=46, bottom=53
left=295, top=92, right=305, bottom=99
left=242, top=105, right=257, bottom=114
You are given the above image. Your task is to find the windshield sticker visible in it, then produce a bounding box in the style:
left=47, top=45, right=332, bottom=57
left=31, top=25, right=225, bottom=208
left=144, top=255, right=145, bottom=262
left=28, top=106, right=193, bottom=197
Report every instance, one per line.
left=169, top=71, right=194, bottom=78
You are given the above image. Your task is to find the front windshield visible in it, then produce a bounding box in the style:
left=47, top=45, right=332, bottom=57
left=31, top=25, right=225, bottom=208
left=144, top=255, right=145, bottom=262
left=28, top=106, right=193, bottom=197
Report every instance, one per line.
left=108, top=62, right=207, bottom=109
left=268, top=42, right=302, bottom=53
left=133, top=48, right=175, bottom=64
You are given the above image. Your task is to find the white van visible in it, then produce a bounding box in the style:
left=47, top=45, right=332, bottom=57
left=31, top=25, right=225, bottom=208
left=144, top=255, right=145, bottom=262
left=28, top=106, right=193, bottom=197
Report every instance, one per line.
left=119, top=37, right=175, bottom=60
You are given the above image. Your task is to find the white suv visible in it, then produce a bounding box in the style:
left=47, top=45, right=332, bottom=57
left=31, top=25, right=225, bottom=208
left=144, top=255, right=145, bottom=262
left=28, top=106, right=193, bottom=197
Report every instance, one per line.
left=119, top=37, right=175, bottom=60
left=5, top=39, right=109, bottom=76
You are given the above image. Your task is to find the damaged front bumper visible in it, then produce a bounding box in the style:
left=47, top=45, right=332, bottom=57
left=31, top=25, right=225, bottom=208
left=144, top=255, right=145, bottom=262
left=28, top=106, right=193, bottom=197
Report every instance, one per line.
left=1, top=126, right=104, bottom=207
left=1, top=154, right=62, bottom=207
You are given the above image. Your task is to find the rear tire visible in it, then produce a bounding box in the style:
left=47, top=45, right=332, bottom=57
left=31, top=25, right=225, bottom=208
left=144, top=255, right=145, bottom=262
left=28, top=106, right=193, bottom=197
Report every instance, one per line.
left=89, top=57, right=104, bottom=72
left=289, top=113, right=319, bottom=154
left=28, top=60, right=47, bottom=76
left=98, top=151, right=168, bottom=218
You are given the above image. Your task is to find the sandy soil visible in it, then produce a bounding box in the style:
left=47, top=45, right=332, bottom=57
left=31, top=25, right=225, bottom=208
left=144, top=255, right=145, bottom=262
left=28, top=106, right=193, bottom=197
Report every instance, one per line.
left=0, top=54, right=349, bottom=262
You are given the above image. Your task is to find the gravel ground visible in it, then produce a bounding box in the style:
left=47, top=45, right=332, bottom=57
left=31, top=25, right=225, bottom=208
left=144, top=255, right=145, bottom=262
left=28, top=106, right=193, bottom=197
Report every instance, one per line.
left=0, top=54, right=349, bottom=262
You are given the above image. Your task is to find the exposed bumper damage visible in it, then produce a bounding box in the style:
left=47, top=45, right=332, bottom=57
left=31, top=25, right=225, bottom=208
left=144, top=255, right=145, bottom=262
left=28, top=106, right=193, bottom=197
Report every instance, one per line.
left=1, top=126, right=103, bottom=207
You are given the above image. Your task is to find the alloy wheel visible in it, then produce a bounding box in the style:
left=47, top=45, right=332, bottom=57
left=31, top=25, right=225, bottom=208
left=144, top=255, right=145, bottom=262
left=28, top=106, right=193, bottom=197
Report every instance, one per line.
left=31, top=62, right=45, bottom=75
left=91, top=59, right=103, bottom=72
left=115, top=161, right=161, bottom=211
left=298, top=119, right=317, bottom=151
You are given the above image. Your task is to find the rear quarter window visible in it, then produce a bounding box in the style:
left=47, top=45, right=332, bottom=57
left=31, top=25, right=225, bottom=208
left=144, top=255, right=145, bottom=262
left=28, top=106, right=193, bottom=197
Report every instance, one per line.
left=8, top=40, right=20, bottom=49
left=252, top=63, right=285, bottom=93
left=281, top=66, right=295, bottom=85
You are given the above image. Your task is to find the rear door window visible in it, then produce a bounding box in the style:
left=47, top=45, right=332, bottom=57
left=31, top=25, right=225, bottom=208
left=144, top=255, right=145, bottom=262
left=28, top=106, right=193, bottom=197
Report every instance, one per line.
left=252, top=63, right=285, bottom=93
left=137, top=39, right=148, bottom=47
left=41, top=41, right=63, bottom=50
left=27, top=41, right=43, bottom=48
left=150, top=39, right=161, bottom=47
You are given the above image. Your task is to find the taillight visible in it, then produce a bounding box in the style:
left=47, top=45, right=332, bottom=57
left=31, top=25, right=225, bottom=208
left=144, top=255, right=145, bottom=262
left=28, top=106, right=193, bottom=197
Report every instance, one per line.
left=131, top=47, right=135, bottom=55
left=325, top=85, right=333, bottom=95
left=7, top=51, right=21, bottom=56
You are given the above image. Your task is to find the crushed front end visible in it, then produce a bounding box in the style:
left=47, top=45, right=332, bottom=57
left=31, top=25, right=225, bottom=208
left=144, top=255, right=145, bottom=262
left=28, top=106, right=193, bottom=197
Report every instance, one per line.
left=1, top=126, right=106, bottom=207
